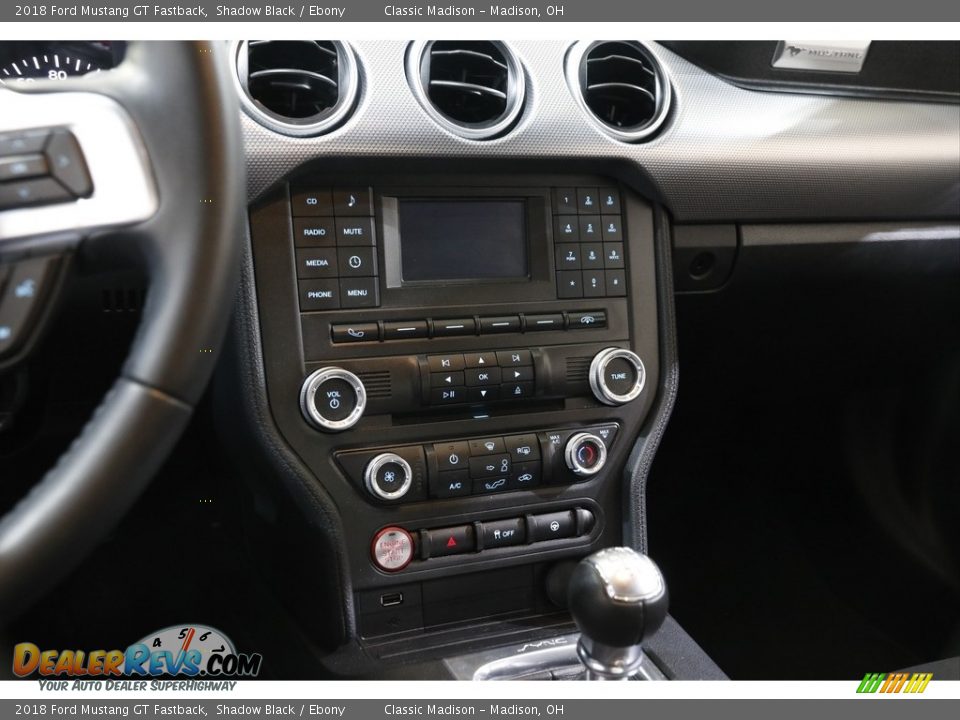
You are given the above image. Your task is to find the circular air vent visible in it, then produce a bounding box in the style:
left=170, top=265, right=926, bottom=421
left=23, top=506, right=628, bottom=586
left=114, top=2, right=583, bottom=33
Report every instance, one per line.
left=235, top=40, right=359, bottom=137
left=566, top=41, right=671, bottom=142
left=407, top=40, right=525, bottom=140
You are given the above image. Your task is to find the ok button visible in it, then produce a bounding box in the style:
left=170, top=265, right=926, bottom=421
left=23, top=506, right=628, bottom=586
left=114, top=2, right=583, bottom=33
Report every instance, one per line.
left=434, top=441, right=470, bottom=471
left=465, top=367, right=502, bottom=386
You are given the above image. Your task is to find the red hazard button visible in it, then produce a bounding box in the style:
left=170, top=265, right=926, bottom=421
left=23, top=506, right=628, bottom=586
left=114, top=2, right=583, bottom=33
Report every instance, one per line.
left=424, top=524, right=475, bottom=558
left=371, top=527, right=414, bottom=572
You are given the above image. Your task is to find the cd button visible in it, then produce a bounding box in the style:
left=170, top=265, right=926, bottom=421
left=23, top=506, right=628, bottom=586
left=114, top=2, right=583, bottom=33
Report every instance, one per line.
left=291, top=188, right=333, bottom=216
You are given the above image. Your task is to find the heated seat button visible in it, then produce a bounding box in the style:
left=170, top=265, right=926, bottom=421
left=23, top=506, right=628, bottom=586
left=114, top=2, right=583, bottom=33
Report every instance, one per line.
left=423, top=525, right=475, bottom=558
left=530, top=511, right=576, bottom=543
left=481, top=518, right=526, bottom=549
left=504, top=434, right=540, bottom=462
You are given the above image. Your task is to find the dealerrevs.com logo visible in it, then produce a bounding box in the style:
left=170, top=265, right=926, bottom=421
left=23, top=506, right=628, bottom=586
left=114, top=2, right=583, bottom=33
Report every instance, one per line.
left=13, top=624, right=262, bottom=680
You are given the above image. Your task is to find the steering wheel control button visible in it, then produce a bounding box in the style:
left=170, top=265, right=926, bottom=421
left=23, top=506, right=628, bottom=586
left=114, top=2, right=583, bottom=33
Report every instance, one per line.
left=293, top=218, right=336, bottom=247
left=480, top=518, right=526, bottom=549
left=0, top=130, right=51, bottom=157
left=0, top=257, right=53, bottom=357
left=0, top=177, right=72, bottom=210
left=371, top=527, right=415, bottom=572
left=590, top=348, right=646, bottom=406
left=0, top=154, right=48, bottom=182
left=530, top=510, right=577, bottom=542
left=331, top=322, right=379, bottom=344
left=364, top=453, right=413, bottom=501
left=565, top=432, right=608, bottom=477
left=291, top=188, right=334, bottom=216
left=300, top=367, right=366, bottom=432
left=45, top=130, right=93, bottom=197
left=422, top=525, right=475, bottom=559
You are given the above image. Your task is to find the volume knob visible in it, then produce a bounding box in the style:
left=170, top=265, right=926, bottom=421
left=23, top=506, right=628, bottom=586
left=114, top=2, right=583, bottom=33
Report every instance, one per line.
left=589, top=348, right=646, bottom=406
left=299, top=367, right=367, bottom=432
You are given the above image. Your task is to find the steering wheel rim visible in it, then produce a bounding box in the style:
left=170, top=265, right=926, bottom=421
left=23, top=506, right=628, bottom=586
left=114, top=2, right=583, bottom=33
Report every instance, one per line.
left=0, top=41, right=244, bottom=619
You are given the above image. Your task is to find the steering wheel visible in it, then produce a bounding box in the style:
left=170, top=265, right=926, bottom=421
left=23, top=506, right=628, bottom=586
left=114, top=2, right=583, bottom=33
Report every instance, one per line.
left=0, top=42, right=243, bottom=619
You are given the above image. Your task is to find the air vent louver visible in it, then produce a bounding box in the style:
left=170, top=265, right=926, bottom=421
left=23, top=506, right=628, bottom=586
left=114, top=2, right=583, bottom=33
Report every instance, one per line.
left=236, top=40, right=358, bottom=136
left=408, top=40, right=525, bottom=140
left=569, top=41, right=671, bottom=142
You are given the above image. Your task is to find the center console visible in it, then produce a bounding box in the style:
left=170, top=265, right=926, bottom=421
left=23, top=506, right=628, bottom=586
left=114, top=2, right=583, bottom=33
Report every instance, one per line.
left=248, top=172, right=660, bottom=658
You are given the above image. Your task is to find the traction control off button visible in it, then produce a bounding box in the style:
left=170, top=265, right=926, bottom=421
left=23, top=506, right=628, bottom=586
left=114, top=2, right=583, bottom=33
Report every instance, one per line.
left=371, top=527, right=414, bottom=572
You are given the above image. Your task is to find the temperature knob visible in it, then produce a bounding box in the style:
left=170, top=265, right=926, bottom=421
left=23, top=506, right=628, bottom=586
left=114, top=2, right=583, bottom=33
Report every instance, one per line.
left=589, top=348, right=646, bottom=406
left=299, top=367, right=366, bottom=432
left=565, top=432, right=608, bottom=476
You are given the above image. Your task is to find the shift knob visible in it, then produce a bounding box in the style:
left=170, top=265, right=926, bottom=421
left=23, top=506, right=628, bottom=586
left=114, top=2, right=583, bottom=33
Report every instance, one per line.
left=568, top=547, right=668, bottom=679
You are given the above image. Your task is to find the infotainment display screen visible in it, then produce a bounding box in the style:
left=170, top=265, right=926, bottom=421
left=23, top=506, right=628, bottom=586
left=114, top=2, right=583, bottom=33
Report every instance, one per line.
left=397, top=200, right=528, bottom=282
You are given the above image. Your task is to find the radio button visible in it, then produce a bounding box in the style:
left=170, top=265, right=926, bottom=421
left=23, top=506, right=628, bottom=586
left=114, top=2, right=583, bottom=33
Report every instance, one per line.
left=423, top=525, right=475, bottom=558
left=568, top=310, right=607, bottom=329
left=291, top=188, right=333, bottom=216
left=299, top=279, right=340, bottom=311
left=338, top=246, right=377, bottom=276
left=555, top=245, right=581, bottom=270
left=603, top=243, right=625, bottom=269
left=431, top=371, right=465, bottom=388
left=512, top=462, right=542, bottom=490
left=434, top=441, right=471, bottom=471
left=340, top=277, right=379, bottom=308
left=293, top=218, right=336, bottom=247
left=505, top=434, right=540, bottom=461
left=430, top=386, right=467, bottom=405
left=479, top=315, right=521, bottom=334
left=578, top=215, right=602, bottom=240
left=525, top=314, right=564, bottom=331
left=472, top=477, right=511, bottom=495
left=383, top=320, right=428, bottom=340
left=430, top=470, right=471, bottom=499
left=469, top=437, right=506, bottom=455
left=333, top=188, right=373, bottom=216
left=557, top=271, right=583, bottom=299
left=577, top=187, right=599, bottom=213
left=295, top=248, right=338, bottom=278
left=599, top=188, right=621, bottom=214
left=331, top=322, right=379, bottom=343
left=496, top=350, right=532, bottom=367
left=469, top=454, right=511, bottom=478
left=427, top=354, right=465, bottom=372
left=554, top=217, right=579, bottom=242
left=601, top=217, right=622, bottom=242
left=502, top=381, right=534, bottom=399
left=465, top=367, right=501, bottom=386
left=468, top=386, right=499, bottom=403
left=335, top=217, right=375, bottom=246
left=553, top=187, right=578, bottom=215
left=464, top=351, right=498, bottom=368
left=582, top=270, right=606, bottom=297
left=481, top=518, right=526, bottom=548
left=433, top=318, right=477, bottom=337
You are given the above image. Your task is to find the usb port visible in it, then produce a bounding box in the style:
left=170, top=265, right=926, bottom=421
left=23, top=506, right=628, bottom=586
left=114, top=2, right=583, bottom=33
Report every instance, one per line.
left=379, top=592, right=404, bottom=608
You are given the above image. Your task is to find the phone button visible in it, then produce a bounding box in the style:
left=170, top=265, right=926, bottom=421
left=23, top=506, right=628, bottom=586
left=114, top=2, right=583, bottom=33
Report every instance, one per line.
left=332, top=322, right=380, bottom=343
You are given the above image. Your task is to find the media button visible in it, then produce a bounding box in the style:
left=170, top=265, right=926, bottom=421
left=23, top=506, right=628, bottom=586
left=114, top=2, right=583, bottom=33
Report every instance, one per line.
left=383, top=320, right=428, bottom=340
left=479, top=315, right=521, bottom=334
left=434, top=441, right=471, bottom=471
left=504, top=433, right=540, bottom=461
left=336, top=217, right=375, bottom=246
left=433, top=318, right=477, bottom=337
left=293, top=218, right=336, bottom=247
left=496, top=350, right=532, bottom=367
left=481, top=518, right=526, bottom=548
left=338, top=246, right=377, bottom=276
left=525, top=314, right=564, bottom=331
left=340, top=277, right=379, bottom=308
left=469, top=437, right=506, bottom=456
left=553, top=217, right=579, bottom=243
left=299, top=279, right=340, bottom=311
left=332, top=322, right=380, bottom=343
left=567, top=310, right=607, bottom=329
left=464, top=351, right=498, bottom=368
left=553, top=187, right=578, bottom=215
left=295, top=248, right=338, bottom=278
left=465, top=367, right=501, bottom=386
left=291, top=188, right=333, bottom=216
left=427, top=354, right=465, bottom=372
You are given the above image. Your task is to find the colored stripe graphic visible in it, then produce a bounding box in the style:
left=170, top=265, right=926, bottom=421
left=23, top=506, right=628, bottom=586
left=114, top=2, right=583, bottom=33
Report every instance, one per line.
left=857, top=672, right=931, bottom=694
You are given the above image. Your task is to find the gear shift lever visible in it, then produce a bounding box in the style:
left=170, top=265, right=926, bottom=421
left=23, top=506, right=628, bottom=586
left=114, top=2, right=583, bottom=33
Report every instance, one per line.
left=568, top=547, right=669, bottom=680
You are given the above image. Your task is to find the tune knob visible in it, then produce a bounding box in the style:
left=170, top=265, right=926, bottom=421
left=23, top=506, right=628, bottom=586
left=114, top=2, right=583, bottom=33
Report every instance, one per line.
left=565, top=433, right=608, bottom=476
left=589, top=348, right=646, bottom=406
left=299, top=367, right=367, bottom=432
left=364, top=453, right=413, bottom=501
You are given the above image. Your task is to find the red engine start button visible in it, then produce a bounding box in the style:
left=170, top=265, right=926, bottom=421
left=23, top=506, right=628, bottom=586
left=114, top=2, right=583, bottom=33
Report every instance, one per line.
left=371, top=526, right=414, bottom=572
